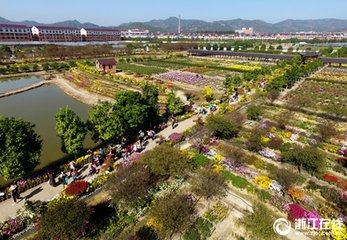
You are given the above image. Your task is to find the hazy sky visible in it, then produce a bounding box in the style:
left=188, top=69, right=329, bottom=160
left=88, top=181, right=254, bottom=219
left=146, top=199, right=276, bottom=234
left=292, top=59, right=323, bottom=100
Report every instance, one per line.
left=1, top=0, right=346, bottom=26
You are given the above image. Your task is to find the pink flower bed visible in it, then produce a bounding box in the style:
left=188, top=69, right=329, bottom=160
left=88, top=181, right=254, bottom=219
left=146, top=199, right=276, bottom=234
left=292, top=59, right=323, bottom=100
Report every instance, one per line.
left=222, top=158, right=259, bottom=179
left=287, top=204, right=321, bottom=229
left=168, top=133, right=185, bottom=144
left=157, top=72, right=203, bottom=85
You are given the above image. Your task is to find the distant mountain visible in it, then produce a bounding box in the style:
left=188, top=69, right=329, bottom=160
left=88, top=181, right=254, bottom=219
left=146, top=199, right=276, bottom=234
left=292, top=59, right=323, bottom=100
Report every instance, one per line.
left=120, top=17, right=347, bottom=33
left=1, top=16, right=347, bottom=33
left=0, top=17, right=100, bottom=29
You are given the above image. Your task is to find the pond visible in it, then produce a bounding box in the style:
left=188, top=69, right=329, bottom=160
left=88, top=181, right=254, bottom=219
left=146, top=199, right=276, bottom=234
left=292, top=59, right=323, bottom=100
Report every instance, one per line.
left=0, top=77, right=94, bottom=173
left=0, top=76, right=43, bottom=94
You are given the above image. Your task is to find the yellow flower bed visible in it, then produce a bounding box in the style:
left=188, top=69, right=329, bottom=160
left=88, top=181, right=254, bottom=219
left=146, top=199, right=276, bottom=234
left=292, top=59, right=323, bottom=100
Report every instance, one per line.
left=225, top=64, right=261, bottom=71
left=253, top=176, right=272, bottom=189
left=320, top=220, right=347, bottom=240
left=261, top=135, right=270, bottom=143
left=213, top=164, right=224, bottom=173
left=322, top=143, right=339, bottom=154
left=213, top=154, right=224, bottom=162
left=270, top=127, right=277, bottom=133
left=147, top=217, right=163, bottom=231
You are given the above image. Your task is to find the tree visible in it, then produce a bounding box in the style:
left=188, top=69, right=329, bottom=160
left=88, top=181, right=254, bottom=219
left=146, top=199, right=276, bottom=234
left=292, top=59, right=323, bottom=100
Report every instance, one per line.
left=242, top=203, right=277, bottom=240
left=114, top=91, right=152, bottom=139
left=142, top=144, right=191, bottom=177
left=38, top=200, right=90, bottom=240
left=246, top=128, right=265, bottom=152
left=246, top=105, right=263, bottom=121
left=141, top=83, right=160, bottom=127
left=270, top=167, right=300, bottom=193
left=31, top=64, right=40, bottom=72
left=190, top=167, right=226, bottom=204
left=107, top=162, right=154, bottom=210
left=276, top=45, right=283, bottom=50
left=167, top=92, right=184, bottom=116
left=281, top=144, right=325, bottom=174
left=202, top=86, right=213, bottom=101
left=149, top=193, right=196, bottom=238
left=55, top=107, right=87, bottom=156
left=318, top=121, right=338, bottom=142
left=87, top=101, right=121, bottom=142
left=0, top=116, right=42, bottom=179
left=206, top=114, right=239, bottom=139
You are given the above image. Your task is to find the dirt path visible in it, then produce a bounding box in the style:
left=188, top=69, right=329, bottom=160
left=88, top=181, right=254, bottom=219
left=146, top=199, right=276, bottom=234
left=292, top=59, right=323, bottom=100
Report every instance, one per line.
left=52, top=75, right=115, bottom=105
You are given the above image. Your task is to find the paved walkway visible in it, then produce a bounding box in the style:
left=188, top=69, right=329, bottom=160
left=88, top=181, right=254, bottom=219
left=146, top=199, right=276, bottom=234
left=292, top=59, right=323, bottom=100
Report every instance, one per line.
left=0, top=114, right=201, bottom=222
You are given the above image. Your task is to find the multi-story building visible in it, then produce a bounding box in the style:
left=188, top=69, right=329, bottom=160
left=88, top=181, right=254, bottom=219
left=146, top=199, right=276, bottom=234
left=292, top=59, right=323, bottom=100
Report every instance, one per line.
left=0, top=24, right=121, bottom=42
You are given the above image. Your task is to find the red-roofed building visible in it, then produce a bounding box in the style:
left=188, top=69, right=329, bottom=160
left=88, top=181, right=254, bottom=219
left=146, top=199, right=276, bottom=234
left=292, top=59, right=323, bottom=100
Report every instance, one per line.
left=96, top=58, right=117, bottom=73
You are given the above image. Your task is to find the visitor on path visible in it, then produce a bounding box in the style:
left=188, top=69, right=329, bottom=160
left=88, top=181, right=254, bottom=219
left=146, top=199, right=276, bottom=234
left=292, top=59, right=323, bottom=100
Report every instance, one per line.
left=148, top=129, right=156, bottom=140
left=135, top=141, right=142, bottom=152
left=209, top=103, right=213, bottom=112
left=71, top=170, right=78, bottom=182
left=9, top=183, right=22, bottom=203
left=139, top=130, right=145, bottom=143
left=60, top=172, right=68, bottom=188
left=88, top=149, right=94, bottom=165
left=89, top=164, right=96, bottom=176
left=171, top=115, right=176, bottom=129
left=69, top=160, right=76, bottom=173
left=99, top=148, right=105, bottom=158
left=48, top=170, right=56, bottom=187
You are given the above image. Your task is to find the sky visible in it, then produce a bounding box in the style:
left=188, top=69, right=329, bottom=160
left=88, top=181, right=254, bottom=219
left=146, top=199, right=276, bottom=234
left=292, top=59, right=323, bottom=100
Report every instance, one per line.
left=0, top=0, right=346, bottom=26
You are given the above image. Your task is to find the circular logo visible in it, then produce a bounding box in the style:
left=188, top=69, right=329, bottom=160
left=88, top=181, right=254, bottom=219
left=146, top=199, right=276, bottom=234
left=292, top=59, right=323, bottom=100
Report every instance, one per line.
left=273, top=218, right=291, bottom=236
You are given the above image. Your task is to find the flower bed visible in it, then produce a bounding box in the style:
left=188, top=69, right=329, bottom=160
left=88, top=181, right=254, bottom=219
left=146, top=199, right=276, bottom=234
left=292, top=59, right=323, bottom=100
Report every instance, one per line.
left=258, top=148, right=281, bottom=161
left=253, top=176, right=272, bottom=189
left=168, top=132, right=185, bottom=144
left=156, top=72, right=224, bottom=90
left=64, top=181, right=89, bottom=196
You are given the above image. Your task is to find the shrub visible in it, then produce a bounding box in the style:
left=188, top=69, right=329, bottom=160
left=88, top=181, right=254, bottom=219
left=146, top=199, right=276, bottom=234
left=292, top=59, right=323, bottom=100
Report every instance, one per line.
left=38, top=200, right=90, bottom=240
left=64, top=180, right=88, bottom=196
left=206, top=114, right=239, bottom=139
left=246, top=105, right=263, bottom=121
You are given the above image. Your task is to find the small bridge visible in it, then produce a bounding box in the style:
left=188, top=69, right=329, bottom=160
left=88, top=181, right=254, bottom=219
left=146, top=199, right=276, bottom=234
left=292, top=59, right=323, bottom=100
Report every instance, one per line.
left=0, top=80, right=50, bottom=98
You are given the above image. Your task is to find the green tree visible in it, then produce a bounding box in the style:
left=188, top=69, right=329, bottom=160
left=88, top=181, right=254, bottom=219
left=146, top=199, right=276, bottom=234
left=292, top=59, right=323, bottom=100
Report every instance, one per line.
left=141, top=83, right=160, bottom=127
left=142, top=144, right=191, bottom=177
left=114, top=91, right=152, bottom=139
left=150, top=193, right=196, bottom=238
left=167, top=92, right=184, bottom=115
left=206, top=114, right=239, bottom=139
left=38, top=200, right=90, bottom=240
left=246, top=129, right=265, bottom=152
left=246, top=104, right=263, bottom=121
left=281, top=144, right=325, bottom=174
left=55, top=107, right=87, bottom=156
left=242, top=203, right=277, bottom=240
left=87, top=101, right=121, bottom=142
left=0, top=116, right=42, bottom=179
left=202, top=86, right=213, bottom=101
left=276, top=45, right=283, bottom=50
left=190, top=167, right=227, bottom=204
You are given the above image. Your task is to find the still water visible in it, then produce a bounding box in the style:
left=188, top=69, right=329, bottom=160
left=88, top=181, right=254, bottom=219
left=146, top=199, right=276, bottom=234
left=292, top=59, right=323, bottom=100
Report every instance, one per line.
left=0, top=77, right=94, bottom=171
left=0, top=76, right=42, bottom=94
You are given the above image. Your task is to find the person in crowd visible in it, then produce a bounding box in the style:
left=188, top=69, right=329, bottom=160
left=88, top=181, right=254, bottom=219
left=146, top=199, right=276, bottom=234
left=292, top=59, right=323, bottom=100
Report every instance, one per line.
left=9, top=182, right=22, bottom=203
left=69, top=160, right=76, bottom=173
left=99, top=147, right=105, bottom=157
left=139, top=130, right=145, bottom=143
left=48, top=170, right=56, bottom=187
left=89, top=164, right=96, bottom=176
left=87, top=149, right=94, bottom=165
left=171, top=115, right=176, bottom=129
left=60, top=172, right=67, bottom=187
left=209, top=103, right=213, bottom=112
left=123, top=147, right=129, bottom=160
left=71, top=170, right=78, bottom=182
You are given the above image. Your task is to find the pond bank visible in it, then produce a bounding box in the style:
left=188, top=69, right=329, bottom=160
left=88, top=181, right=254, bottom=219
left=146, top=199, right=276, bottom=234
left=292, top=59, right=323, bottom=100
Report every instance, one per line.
left=52, top=75, right=115, bottom=105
